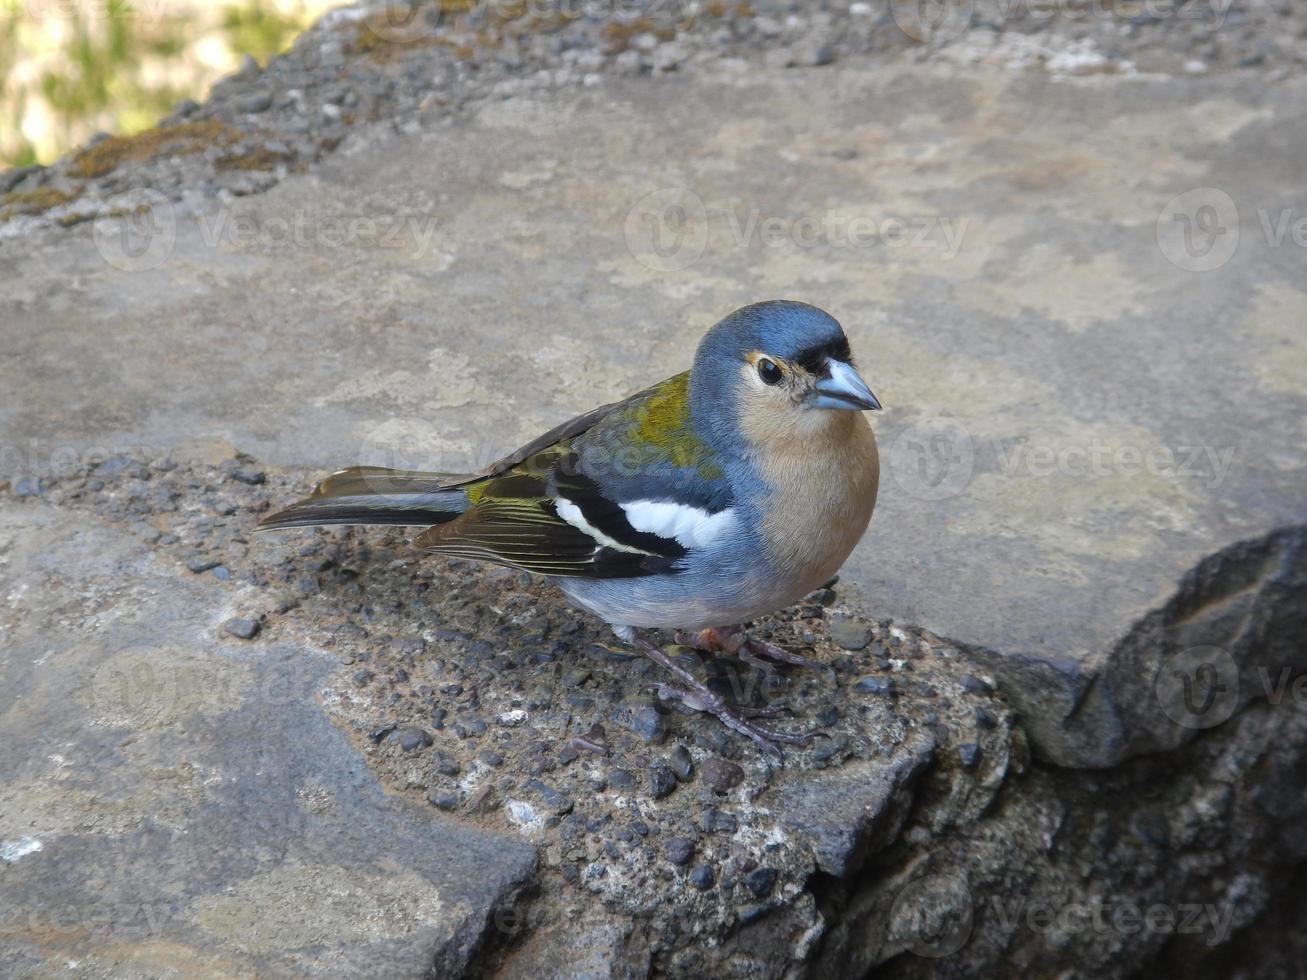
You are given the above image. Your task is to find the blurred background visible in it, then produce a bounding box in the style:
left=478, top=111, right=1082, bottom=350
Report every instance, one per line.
left=1, top=0, right=340, bottom=169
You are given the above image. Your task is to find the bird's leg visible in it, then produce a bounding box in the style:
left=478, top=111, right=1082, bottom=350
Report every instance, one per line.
left=628, top=631, right=820, bottom=759
left=675, top=625, right=837, bottom=682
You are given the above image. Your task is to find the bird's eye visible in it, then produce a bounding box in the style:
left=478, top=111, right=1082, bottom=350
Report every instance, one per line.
left=757, top=358, right=783, bottom=386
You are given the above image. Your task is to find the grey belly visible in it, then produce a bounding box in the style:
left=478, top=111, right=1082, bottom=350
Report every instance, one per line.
left=557, top=568, right=803, bottom=632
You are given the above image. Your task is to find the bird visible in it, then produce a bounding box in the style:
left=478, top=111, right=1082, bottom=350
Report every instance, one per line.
left=259, top=300, right=881, bottom=756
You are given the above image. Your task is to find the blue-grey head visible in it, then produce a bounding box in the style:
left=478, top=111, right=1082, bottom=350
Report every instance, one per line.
left=690, top=301, right=880, bottom=450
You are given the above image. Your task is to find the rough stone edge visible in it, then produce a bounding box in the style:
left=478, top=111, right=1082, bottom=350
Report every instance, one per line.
left=968, top=524, right=1307, bottom=768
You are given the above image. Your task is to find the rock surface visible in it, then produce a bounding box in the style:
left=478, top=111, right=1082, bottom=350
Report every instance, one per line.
left=2, top=1, right=1306, bottom=978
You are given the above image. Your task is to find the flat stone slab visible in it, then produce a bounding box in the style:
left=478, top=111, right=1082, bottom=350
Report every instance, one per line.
left=4, top=61, right=1304, bottom=765
left=0, top=446, right=1000, bottom=977
left=0, top=497, right=538, bottom=978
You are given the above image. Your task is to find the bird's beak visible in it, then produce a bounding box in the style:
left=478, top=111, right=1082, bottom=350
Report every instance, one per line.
left=810, top=359, right=882, bottom=411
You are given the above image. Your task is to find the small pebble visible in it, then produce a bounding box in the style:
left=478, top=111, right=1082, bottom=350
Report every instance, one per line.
left=477, top=751, right=503, bottom=769
left=397, top=727, right=433, bottom=752
left=607, top=769, right=636, bottom=790
left=223, top=617, right=260, bottom=640
left=229, top=467, right=266, bottom=485
left=689, top=864, right=716, bottom=890
left=669, top=745, right=694, bottom=782
left=615, top=701, right=666, bottom=743
left=702, top=807, right=738, bottom=833
left=812, top=734, right=850, bottom=763
left=732, top=853, right=758, bottom=873
left=352, top=670, right=374, bottom=687
left=744, top=867, right=778, bottom=898
left=525, top=778, right=573, bottom=815
left=240, top=92, right=273, bottom=113
left=649, top=765, right=677, bottom=800
left=437, top=756, right=461, bottom=776
left=854, top=676, right=896, bottom=697
left=829, top=620, right=873, bottom=650
left=666, top=837, right=695, bottom=865
left=700, top=757, right=744, bottom=792
left=427, top=790, right=458, bottom=810
left=961, top=675, right=993, bottom=695
left=187, top=555, right=220, bottom=573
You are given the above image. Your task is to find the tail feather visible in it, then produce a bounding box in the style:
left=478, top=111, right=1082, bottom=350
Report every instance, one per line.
left=258, top=466, right=473, bottom=530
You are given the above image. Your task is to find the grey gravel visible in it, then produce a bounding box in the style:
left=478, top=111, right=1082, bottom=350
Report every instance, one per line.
left=829, top=620, right=873, bottom=651
left=525, top=778, right=574, bottom=816
left=240, top=92, right=273, bottom=114
left=614, top=700, right=666, bottom=743
left=229, top=467, right=266, bottom=485
left=666, top=837, right=695, bottom=866
left=669, top=745, right=694, bottom=782
left=649, top=765, right=677, bottom=800
left=961, top=674, right=995, bottom=695
left=427, top=790, right=458, bottom=810
left=397, top=727, right=433, bottom=752
left=853, top=676, right=896, bottom=697
left=7, top=0, right=1291, bottom=241
left=700, top=757, right=743, bottom=792
left=744, top=866, right=778, bottom=898
left=702, top=808, right=738, bottom=834
left=222, top=617, right=260, bottom=640
left=688, top=864, right=716, bottom=890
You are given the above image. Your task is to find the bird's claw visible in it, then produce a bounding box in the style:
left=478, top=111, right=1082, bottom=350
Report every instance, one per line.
left=653, top=682, right=815, bottom=759
left=744, top=636, right=838, bottom=683
left=637, top=633, right=821, bottom=761
left=675, top=626, right=836, bottom=683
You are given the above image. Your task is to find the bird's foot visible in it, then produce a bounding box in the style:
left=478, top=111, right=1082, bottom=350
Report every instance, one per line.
left=652, top=683, right=817, bottom=761
left=633, top=633, right=822, bottom=760
left=674, top=625, right=837, bottom=682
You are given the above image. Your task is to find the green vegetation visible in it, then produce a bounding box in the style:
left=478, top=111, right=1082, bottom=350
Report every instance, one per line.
left=1, top=1, right=338, bottom=169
